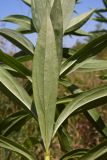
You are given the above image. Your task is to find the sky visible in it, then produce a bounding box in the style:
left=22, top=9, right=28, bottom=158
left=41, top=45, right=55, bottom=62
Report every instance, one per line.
left=0, top=0, right=106, bottom=49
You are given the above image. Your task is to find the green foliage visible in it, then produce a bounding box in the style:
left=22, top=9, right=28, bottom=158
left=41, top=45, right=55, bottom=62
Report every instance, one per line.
left=0, top=0, right=107, bottom=159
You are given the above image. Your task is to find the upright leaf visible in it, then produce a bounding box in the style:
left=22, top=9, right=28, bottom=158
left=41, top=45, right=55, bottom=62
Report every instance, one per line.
left=31, top=0, right=46, bottom=32
left=50, top=0, right=63, bottom=66
left=32, top=4, right=59, bottom=150
left=61, top=0, right=75, bottom=32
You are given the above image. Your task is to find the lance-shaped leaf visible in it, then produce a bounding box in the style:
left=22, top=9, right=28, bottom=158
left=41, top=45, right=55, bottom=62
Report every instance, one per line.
left=0, top=50, right=31, bottom=78
left=77, top=59, right=107, bottom=72
left=60, top=34, right=107, bottom=77
left=0, top=110, right=32, bottom=136
left=0, top=136, right=34, bottom=160
left=0, top=67, right=32, bottom=111
left=3, top=15, right=35, bottom=33
left=61, top=79, right=107, bottom=137
left=32, top=6, right=59, bottom=150
left=61, top=0, right=75, bottom=32
left=60, top=149, right=88, bottom=160
left=0, top=29, right=34, bottom=54
left=80, top=140, right=107, bottom=160
left=50, top=0, right=63, bottom=66
left=31, top=0, right=46, bottom=32
left=53, top=85, right=107, bottom=136
left=65, top=10, right=94, bottom=34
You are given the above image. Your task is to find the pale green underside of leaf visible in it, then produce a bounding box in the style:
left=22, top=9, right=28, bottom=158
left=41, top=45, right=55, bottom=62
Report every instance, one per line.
left=78, top=59, right=107, bottom=72
left=0, top=29, right=34, bottom=54
left=32, top=7, right=59, bottom=149
left=0, top=67, right=32, bottom=111
left=0, top=136, right=34, bottom=160
left=53, top=85, right=107, bottom=135
left=65, top=10, right=94, bottom=34
left=61, top=0, right=75, bottom=32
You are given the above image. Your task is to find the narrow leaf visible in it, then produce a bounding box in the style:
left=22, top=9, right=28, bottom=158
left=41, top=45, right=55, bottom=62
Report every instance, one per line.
left=61, top=0, right=75, bottom=32
left=80, top=140, right=107, bottom=160
left=78, top=59, right=107, bottom=72
left=32, top=5, right=59, bottom=149
left=0, top=136, right=34, bottom=160
left=0, top=50, right=31, bottom=78
left=60, top=34, right=107, bottom=77
left=0, top=110, right=32, bottom=136
left=53, top=85, right=107, bottom=135
left=65, top=10, right=94, bottom=34
left=0, top=29, right=34, bottom=54
left=3, top=15, right=35, bottom=33
left=0, top=67, right=32, bottom=111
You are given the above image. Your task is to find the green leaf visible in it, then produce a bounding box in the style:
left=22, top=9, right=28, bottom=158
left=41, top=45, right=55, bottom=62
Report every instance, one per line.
left=0, top=110, right=32, bottom=136
left=60, top=149, right=88, bottom=160
left=73, top=29, right=92, bottom=36
left=77, top=59, right=107, bottom=72
left=53, top=85, right=107, bottom=136
left=0, top=136, right=34, bottom=160
left=80, top=140, right=107, bottom=160
left=60, top=34, right=107, bottom=77
left=0, top=29, right=34, bottom=54
left=61, top=0, right=75, bottom=32
left=3, top=15, right=35, bottom=33
left=31, top=0, right=46, bottom=32
left=65, top=10, right=94, bottom=34
left=0, top=50, right=31, bottom=79
left=14, top=51, right=33, bottom=62
left=50, top=0, right=63, bottom=66
left=32, top=5, right=59, bottom=150
left=0, top=67, right=32, bottom=111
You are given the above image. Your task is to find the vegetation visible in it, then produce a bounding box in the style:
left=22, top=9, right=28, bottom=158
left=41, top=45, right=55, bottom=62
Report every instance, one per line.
left=0, top=0, right=107, bottom=159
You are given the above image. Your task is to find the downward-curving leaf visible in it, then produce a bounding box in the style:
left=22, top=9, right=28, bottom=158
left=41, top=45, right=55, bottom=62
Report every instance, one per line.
left=0, top=136, right=34, bottom=160
left=60, top=149, right=88, bottom=160
left=80, top=140, right=107, bottom=160
left=61, top=0, right=75, bottom=32
left=0, top=110, right=32, bottom=136
left=0, top=29, right=34, bottom=54
left=0, top=50, right=31, bottom=79
left=32, top=5, right=59, bottom=150
left=53, top=85, right=107, bottom=135
left=65, top=10, right=94, bottom=34
left=0, top=67, right=32, bottom=111
left=3, top=15, right=35, bottom=33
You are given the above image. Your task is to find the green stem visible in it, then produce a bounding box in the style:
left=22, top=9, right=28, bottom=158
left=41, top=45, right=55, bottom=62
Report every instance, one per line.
left=45, top=150, right=50, bottom=160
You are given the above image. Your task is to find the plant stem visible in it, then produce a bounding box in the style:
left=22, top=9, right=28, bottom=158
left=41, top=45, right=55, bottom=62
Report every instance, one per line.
left=45, top=150, right=50, bottom=160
